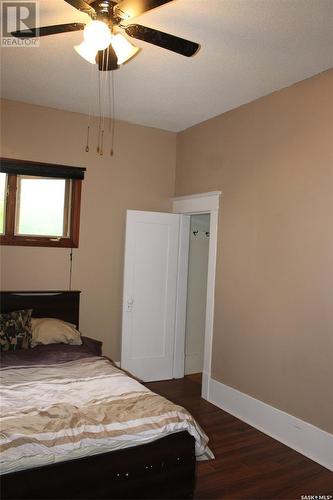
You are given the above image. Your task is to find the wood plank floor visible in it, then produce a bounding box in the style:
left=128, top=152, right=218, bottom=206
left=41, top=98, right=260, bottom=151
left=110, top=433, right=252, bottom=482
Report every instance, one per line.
left=146, top=376, right=333, bottom=500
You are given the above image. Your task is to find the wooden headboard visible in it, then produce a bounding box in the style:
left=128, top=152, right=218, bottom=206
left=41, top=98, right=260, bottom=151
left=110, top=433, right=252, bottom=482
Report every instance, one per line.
left=0, top=291, right=81, bottom=327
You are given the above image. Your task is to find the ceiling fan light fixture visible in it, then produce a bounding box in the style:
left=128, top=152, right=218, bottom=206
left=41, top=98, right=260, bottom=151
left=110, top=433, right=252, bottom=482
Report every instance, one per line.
left=111, top=33, right=140, bottom=65
left=74, top=41, right=98, bottom=64
left=83, top=20, right=112, bottom=50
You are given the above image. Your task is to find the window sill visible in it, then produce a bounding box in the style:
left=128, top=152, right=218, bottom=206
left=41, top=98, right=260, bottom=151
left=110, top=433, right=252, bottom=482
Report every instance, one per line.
left=0, top=235, right=78, bottom=248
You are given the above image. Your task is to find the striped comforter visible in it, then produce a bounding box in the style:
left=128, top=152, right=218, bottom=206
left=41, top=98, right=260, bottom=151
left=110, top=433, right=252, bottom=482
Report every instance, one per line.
left=0, top=356, right=213, bottom=474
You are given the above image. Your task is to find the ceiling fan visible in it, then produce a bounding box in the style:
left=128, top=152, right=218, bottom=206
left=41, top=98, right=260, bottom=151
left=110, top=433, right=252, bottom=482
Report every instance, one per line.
left=11, top=0, right=200, bottom=71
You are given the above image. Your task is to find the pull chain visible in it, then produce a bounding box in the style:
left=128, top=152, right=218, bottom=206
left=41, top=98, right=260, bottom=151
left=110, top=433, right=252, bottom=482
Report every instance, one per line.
left=85, top=61, right=94, bottom=152
left=110, top=71, right=116, bottom=157
left=84, top=50, right=116, bottom=157
left=100, top=129, right=104, bottom=155
left=99, top=46, right=110, bottom=156
left=85, top=125, right=90, bottom=153
left=97, top=69, right=102, bottom=153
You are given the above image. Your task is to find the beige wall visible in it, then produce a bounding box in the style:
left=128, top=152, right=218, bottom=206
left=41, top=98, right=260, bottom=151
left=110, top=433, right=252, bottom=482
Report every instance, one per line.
left=0, top=99, right=177, bottom=360
left=176, top=70, right=333, bottom=433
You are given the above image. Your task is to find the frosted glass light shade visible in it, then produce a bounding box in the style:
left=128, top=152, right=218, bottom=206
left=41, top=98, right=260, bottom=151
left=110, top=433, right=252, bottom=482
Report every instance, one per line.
left=84, top=20, right=112, bottom=51
left=74, top=41, right=98, bottom=64
left=111, top=33, right=140, bottom=65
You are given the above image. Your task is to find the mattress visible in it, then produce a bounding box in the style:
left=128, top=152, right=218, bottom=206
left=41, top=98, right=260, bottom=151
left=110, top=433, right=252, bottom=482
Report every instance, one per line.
left=0, top=345, right=213, bottom=475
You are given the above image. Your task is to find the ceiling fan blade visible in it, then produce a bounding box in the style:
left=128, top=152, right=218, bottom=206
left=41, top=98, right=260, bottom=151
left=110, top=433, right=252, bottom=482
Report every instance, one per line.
left=116, top=0, right=173, bottom=19
left=97, top=44, right=119, bottom=71
left=11, top=23, right=85, bottom=38
left=125, top=24, right=200, bottom=57
left=64, top=0, right=96, bottom=17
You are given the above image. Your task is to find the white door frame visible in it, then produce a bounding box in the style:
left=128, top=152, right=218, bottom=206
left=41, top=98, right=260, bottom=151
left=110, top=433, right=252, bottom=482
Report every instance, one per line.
left=172, top=191, right=222, bottom=400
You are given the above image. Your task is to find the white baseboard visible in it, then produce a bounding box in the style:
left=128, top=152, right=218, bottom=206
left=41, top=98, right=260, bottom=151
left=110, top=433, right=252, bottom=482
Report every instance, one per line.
left=208, top=377, right=333, bottom=471
left=201, top=370, right=209, bottom=399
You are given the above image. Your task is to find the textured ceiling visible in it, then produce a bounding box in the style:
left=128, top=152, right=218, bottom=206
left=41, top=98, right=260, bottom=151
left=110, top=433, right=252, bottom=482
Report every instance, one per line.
left=1, top=0, right=332, bottom=131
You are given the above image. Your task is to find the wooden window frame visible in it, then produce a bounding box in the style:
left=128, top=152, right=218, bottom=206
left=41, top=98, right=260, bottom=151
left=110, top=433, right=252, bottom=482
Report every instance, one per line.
left=0, top=159, right=85, bottom=248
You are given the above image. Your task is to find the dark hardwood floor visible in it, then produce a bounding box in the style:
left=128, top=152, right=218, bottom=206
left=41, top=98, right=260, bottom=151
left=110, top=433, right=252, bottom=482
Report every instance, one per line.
left=146, top=376, right=333, bottom=500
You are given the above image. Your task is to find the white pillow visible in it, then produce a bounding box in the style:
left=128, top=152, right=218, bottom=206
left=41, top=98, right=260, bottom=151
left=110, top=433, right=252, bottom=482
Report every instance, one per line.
left=31, top=318, right=82, bottom=347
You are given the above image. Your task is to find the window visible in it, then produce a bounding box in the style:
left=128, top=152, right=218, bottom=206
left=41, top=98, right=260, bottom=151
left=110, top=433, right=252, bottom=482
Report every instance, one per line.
left=0, top=158, right=85, bottom=248
left=16, top=176, right=71, bottom=237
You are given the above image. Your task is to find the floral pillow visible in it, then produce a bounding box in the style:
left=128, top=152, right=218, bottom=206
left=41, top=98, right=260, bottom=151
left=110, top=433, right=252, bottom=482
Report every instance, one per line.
left=0, top=309, right=33, bottom=351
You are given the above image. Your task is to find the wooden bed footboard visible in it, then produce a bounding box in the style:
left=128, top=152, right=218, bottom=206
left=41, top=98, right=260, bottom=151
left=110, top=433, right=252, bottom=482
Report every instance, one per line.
left=2, top=432, right=196, bottom=499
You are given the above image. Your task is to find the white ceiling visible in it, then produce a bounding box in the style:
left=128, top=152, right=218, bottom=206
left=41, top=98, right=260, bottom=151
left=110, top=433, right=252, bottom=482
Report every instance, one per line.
left=1, top=0, right=332, bottom=131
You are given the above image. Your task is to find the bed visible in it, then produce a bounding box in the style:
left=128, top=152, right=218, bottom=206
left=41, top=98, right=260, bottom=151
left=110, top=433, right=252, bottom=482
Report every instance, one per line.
left=0, top=290, right=212, bottom=499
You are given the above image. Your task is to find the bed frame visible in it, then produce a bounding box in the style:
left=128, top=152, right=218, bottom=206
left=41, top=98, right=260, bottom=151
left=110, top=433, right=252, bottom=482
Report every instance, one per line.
left=0, top=290, right=80, bottom=327
left=0, top=290, right=196, bottom=499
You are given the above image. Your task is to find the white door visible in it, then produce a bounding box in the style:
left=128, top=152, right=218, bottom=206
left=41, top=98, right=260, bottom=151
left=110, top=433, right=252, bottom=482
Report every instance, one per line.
left=121, top=210, right=183, bottom=382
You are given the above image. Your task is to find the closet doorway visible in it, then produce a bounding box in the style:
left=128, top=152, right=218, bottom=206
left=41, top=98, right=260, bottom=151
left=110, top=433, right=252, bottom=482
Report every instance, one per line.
left=173, top=191, right=221, bottom=399
left=184, top=214, right=210, bottom=378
